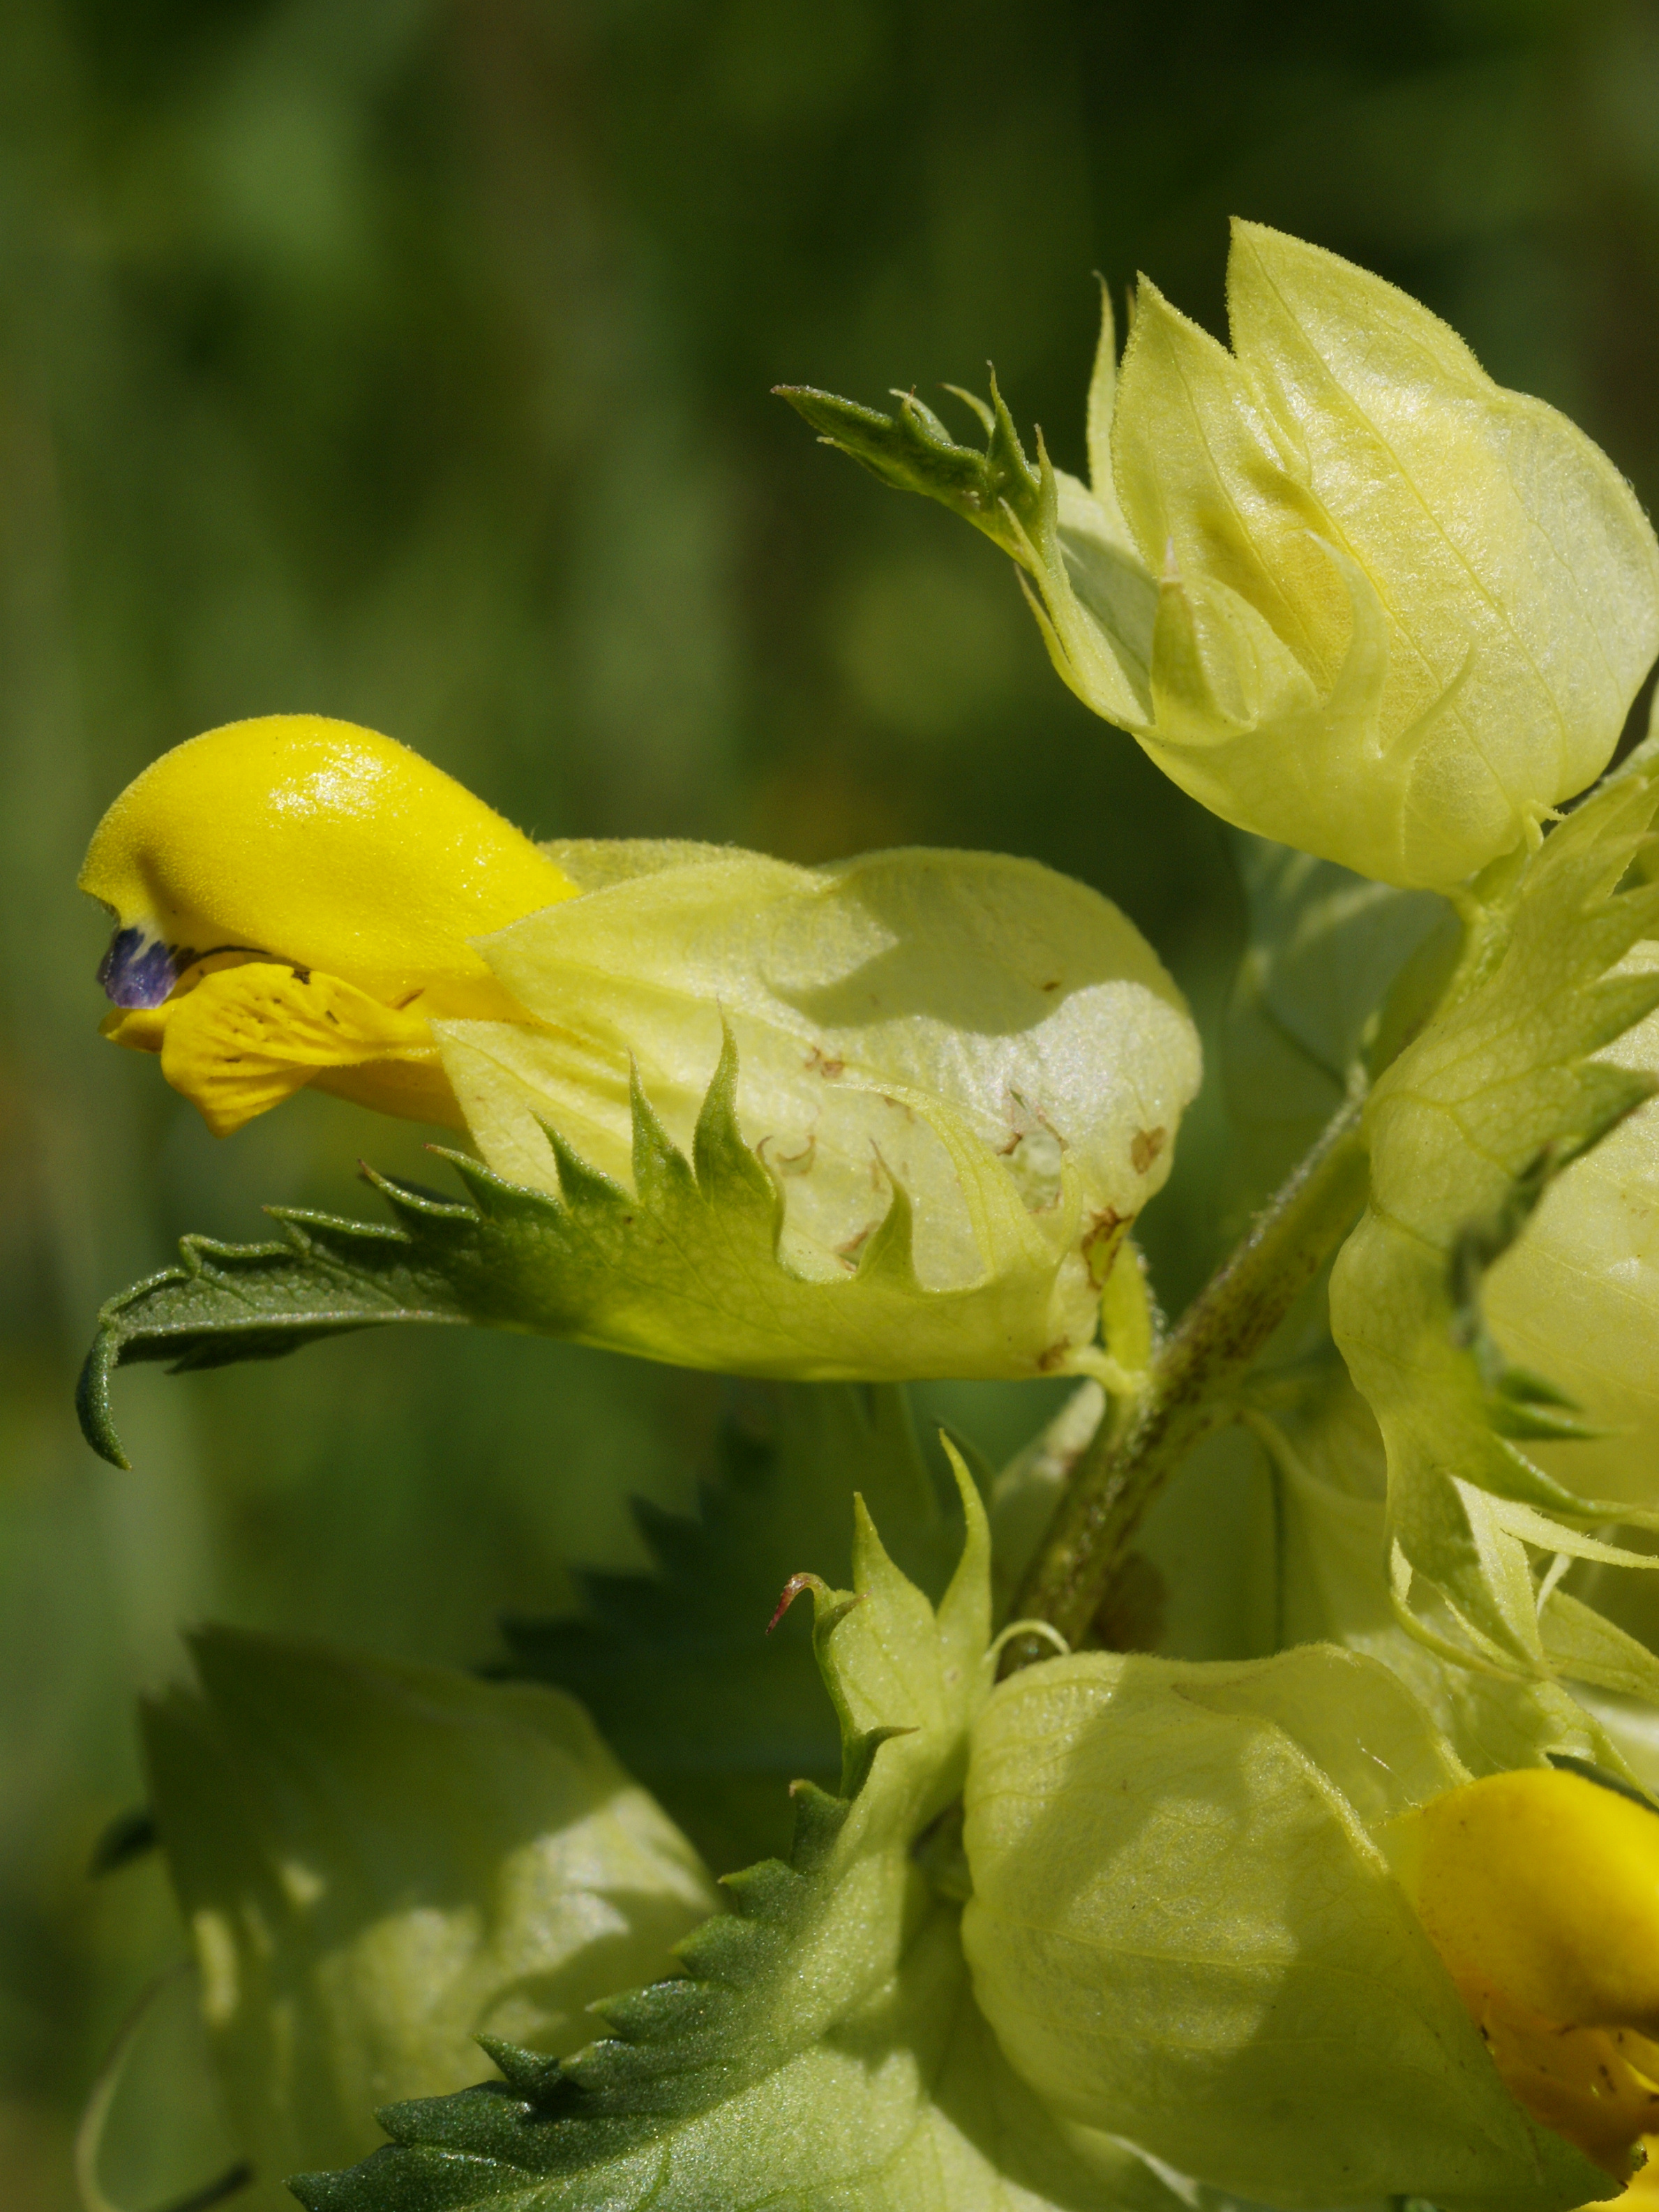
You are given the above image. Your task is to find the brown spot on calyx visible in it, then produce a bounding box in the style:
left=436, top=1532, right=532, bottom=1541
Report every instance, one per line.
left=1082, top=1205, right=1127, bottom=1289
left=759, top=1132, right=817, bottom=1178
left=1036, top=1338, right=1071, bottom=1373
left=1130, top=1126, right=1166, bottom=1175
left=804, top=1046, right=845, bottom=1079
left=1000, top=1089, right=1067, bottom=1155
left=835, top=1220, right=876, bottom=1266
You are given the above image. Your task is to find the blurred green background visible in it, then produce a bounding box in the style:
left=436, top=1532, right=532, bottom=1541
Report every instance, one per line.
left=6, top=0, right=1659, bottom=2202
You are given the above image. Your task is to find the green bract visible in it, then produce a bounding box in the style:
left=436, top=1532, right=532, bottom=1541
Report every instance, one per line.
left=285, top=1467, right=1199, bottom=2212
left=1329, top=740, right=1659, bottom=1687
left=497, top=1381, right=968, bottom=1876
left=961, top=1645, right=1607, bottom=2210
left=142, top=1630, right=719, bottom=2206
left=1252, top=1361, right=1640, bottom=1786
left=786, top=221, right=1659, bottom=890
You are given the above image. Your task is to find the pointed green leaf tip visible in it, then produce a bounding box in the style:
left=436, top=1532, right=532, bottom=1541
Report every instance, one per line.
left=1330, top=739, right=1659, bottom=1685
left=285, top=1463, right=1187, bottom=2212
left=774, top=377, right=1044, bottom=559
left=787, top=223, right=1659, bottom=891
left=80, top=851, right=1204, bottom=1464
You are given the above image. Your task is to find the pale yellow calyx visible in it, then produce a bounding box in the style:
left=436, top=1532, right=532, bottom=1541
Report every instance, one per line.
left=1031, top=223, right=1659, bottom=889
left=80, top=715, right=578, bottom=1134
left=1396, top=1768, right=1659, bottom=2176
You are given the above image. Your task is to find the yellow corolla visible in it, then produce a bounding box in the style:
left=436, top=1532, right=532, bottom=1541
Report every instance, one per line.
left=1395, top=1766, right=1659, bottom=2185
left=79, top=715, right=578, bottom=1135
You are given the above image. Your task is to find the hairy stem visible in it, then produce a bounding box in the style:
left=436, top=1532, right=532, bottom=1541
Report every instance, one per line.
left=1003, top=1092, right=1370, bottom=1668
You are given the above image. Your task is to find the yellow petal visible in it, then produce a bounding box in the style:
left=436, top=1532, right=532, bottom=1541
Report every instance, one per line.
left=1468, top=2003, right=1659, bottom=2179
left=1393, top=1768, right=1659, bottom=2176
left=100, top=1002, right=170, bottom=1054
left=1400, top=1768, right=1659, bottom=2035
left=159, top=963, right=446, bottom=1137
left=80, top=715, right=578, bottom=1015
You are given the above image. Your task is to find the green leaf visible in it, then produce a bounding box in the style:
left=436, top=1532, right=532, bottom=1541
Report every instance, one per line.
left=288, top=1465, right=1177, bottom=2211
left=143, top=1630, right=720, bottom=2206
left=1329, top=743, right=1659, bottom=1676
left=497, top=1382, right=964, bottom=1874
left=1478, top=934, right=1659, bottom=1513
left=962, top=1643, right=1609, bottom=2211
left=1538, top=1588, right=1659, bottom=1703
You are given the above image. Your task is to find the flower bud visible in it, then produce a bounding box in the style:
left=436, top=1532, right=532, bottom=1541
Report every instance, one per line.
left=1106, top=224, right=1659, bottom=889
left=1079, top=223, right=1659, bottom=890
left=79, top=715, right=578, bottom=1133
left=961, top=1645, right=1607, bottom=2208
left=794, top=224, right=1659, bottom=891
left=143, top=1628, right=718, bottom=2197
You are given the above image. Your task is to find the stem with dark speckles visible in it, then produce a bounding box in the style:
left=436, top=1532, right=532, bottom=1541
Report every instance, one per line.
left=1001, top=1092, right=1370, bottom=1670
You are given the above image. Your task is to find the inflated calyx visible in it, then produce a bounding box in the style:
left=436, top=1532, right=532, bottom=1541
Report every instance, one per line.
left=961, top=1645, right=1611, bottom=2210
left=791, top=223, right=1659, bottom=890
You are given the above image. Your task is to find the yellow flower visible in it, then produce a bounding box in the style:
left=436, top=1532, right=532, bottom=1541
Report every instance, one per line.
left=79, top=715, right=578, bottom=1135
left=1395, top=1765, right=1659, bottom=2183
left=80, top=715, right=1201, bottom=1383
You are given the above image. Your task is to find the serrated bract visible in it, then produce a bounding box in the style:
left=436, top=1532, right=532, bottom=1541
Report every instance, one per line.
left=284, top=1463, right=1194, bottom=2212
left=1328, top=741, right=1659, bottom=1689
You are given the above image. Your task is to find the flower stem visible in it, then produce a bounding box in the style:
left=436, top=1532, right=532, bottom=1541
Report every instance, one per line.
left=1002, top=1092, right=1370, bottom=1668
